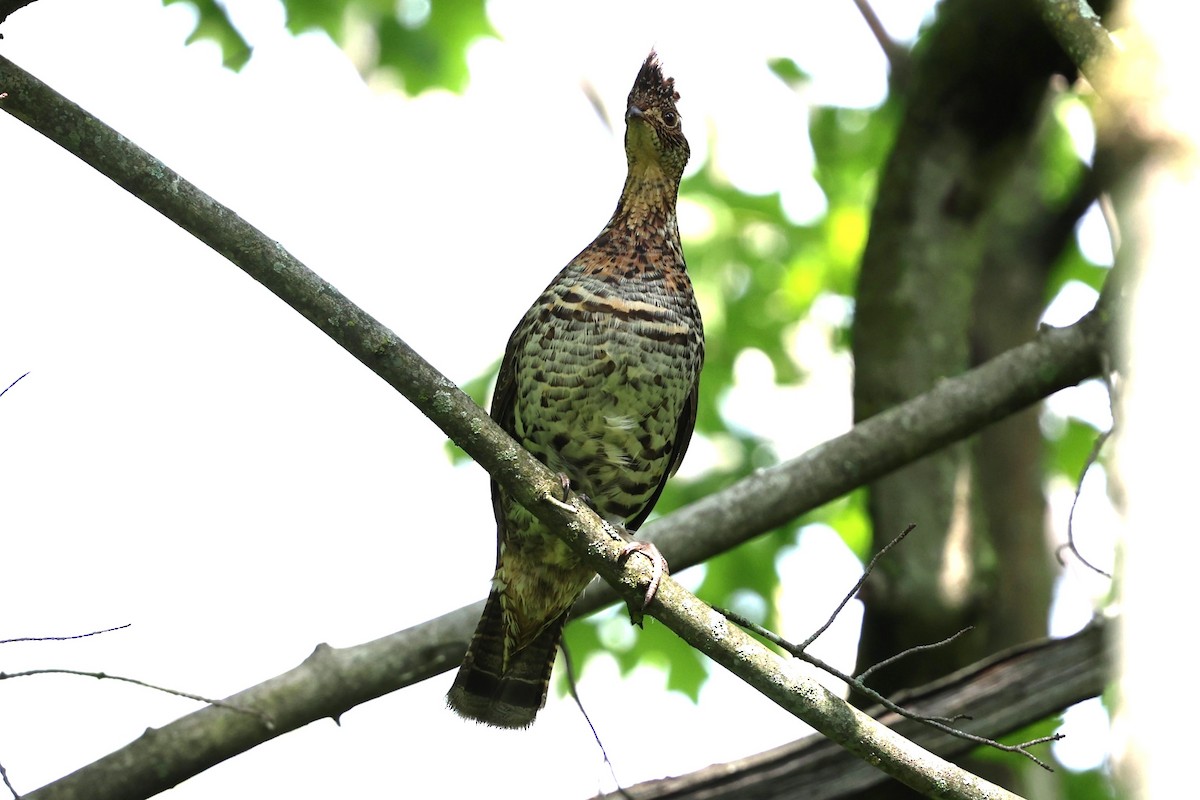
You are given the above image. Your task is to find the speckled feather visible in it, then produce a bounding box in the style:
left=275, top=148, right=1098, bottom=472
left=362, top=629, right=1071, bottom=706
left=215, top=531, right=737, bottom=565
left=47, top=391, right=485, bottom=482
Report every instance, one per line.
left=447, top=52, right=703, bottom=729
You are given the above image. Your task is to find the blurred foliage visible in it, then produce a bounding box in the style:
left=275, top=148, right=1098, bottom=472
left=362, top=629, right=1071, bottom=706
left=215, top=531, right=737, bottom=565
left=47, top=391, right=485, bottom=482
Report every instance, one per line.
left=1046, top=414, right=1105, bottom=482
left=808, top=490, right=873, bottom=561
left=1047, top=243, right=1111, bottom=305
left=1040, top=96, right=1089, bottom=209
left=163, top=0, right=496, bottom=93
left=970, top=712, right=1117, bottom=799
left=972, top=715, right=1062, bottom=765
left=766, top=56, right=811, bottom=91
left=1042, top=95, right=1110, bottom=308
left=1038, top=94, right=1112, bottom=494
left=163, top=0, right=250, bottom=69
left=369, top=0, right=495, bottom=94
left=1060, top=766, right=1119, bottom=800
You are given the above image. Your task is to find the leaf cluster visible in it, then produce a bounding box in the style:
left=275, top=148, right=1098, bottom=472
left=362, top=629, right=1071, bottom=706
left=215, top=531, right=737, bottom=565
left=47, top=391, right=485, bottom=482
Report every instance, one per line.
left=164, top=0, right=495, bottom=93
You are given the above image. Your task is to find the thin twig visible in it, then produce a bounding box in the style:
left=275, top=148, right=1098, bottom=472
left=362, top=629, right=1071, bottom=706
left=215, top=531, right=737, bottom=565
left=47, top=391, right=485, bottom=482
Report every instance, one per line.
left=560, top=642, right=632, bottom=800
left=719, top=524, right=1058, bottom=771
left=722, top=609, right=964, bottom=725
left=850, top=0, right=909, bottom=79
left=799, top=523, right=916, bottom=651
left=719, top=608, right=1061, bottom=770
left=1098, top=192, right=1122, bottom=257
left=856, top=627, right=975, bottom=684
left=0, top=372, right=29, bottom=400
left=0, top=669, right=275, bottom=730
left=0, top=623, right=131, bottom=645
left=1056, top=427, right=1114, bottom=577
left=1, top=625, right=130, bottom=797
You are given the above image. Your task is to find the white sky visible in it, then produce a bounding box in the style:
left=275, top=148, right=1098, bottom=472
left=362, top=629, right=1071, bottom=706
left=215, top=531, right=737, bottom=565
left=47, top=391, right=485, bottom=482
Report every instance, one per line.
left=1, top=1, right=1109, bottom=797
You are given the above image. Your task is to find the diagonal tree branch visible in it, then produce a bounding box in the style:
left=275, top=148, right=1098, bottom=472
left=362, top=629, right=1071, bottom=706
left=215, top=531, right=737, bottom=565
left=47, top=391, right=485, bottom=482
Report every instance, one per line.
left=603, top=619, right=1111, bottom=800
left=2, top=54, right=1107, bottom=800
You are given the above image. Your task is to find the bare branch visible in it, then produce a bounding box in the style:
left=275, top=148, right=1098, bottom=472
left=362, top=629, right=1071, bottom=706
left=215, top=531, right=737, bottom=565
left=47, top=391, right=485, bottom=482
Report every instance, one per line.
left=0, top=669, right=274, bottom=729
left=800, top=524, right=915, bottom=651
left=856, top=627, right=975, bottom=686
left=1056, top=427, right=1114, bottom=577
left=850, top=0, right=908, bottom=72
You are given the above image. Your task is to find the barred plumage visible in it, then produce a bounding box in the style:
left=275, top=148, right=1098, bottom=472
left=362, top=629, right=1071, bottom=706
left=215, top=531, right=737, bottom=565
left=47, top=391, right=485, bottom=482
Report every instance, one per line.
left=447, top=52, right=703, bottom=729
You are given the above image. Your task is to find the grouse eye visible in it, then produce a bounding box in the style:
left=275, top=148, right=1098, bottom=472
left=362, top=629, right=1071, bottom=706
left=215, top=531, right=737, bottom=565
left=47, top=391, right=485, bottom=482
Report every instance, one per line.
left=662, top=110, right=678, bottom=127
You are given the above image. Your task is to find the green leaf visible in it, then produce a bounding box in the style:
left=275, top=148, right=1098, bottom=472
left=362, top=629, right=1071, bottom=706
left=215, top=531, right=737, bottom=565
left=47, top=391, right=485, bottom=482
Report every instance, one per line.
left=1060, top=767, right=1117, bottom=800
left=1045, top=241, right=1110, bottom=305
left=806, top=490, right=872, bottom=561
left=280, top=0, right=498, bottom=94
left=562, top=607, right=709, bottom=701
left=810, top=102, right=899, bottom=212
left=375, top=0, right=497, bottom=94
left=282, top=0, right=345, bottom=41
left=1045, top=415, right=1104, bottom=482
left=697, top=527, right=794, bottom=633
left=164, top=0, right=252, bottom=70
left=767, top=57, right=811, bottom=90
left=1037, top=94, right=1088, bottom=207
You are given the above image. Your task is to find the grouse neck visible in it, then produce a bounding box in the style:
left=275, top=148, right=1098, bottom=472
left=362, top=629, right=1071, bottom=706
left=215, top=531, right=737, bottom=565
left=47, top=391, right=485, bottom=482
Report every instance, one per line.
left=606, top=164, right=681, bottom=240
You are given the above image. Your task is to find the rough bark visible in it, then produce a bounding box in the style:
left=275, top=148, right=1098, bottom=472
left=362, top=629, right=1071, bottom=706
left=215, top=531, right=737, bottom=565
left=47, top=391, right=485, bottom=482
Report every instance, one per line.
left=853, top=0, right=1074, bottom=692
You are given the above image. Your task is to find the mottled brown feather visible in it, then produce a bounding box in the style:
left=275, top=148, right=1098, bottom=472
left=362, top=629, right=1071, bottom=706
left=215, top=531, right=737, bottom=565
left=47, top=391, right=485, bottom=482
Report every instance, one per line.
left=448, top=51, right=703, bottom=729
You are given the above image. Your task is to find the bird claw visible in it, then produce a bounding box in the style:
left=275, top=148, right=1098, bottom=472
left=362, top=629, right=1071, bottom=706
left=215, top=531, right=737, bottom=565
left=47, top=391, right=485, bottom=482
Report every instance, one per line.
left=546, top=472, right=582, bottom=514
left=617, top=539, right=669, bottom=626
left=556, top=481, right=665, bottom=624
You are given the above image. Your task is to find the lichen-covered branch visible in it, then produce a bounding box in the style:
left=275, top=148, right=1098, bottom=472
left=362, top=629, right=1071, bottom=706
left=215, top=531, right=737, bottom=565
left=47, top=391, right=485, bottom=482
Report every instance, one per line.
left=1038, top=0, right=1119, bottom=81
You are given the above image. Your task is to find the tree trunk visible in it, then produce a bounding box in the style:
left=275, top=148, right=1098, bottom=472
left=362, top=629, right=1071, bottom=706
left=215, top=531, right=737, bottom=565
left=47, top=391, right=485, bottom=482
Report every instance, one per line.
left=851, top=0, right=1082, bottom=795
